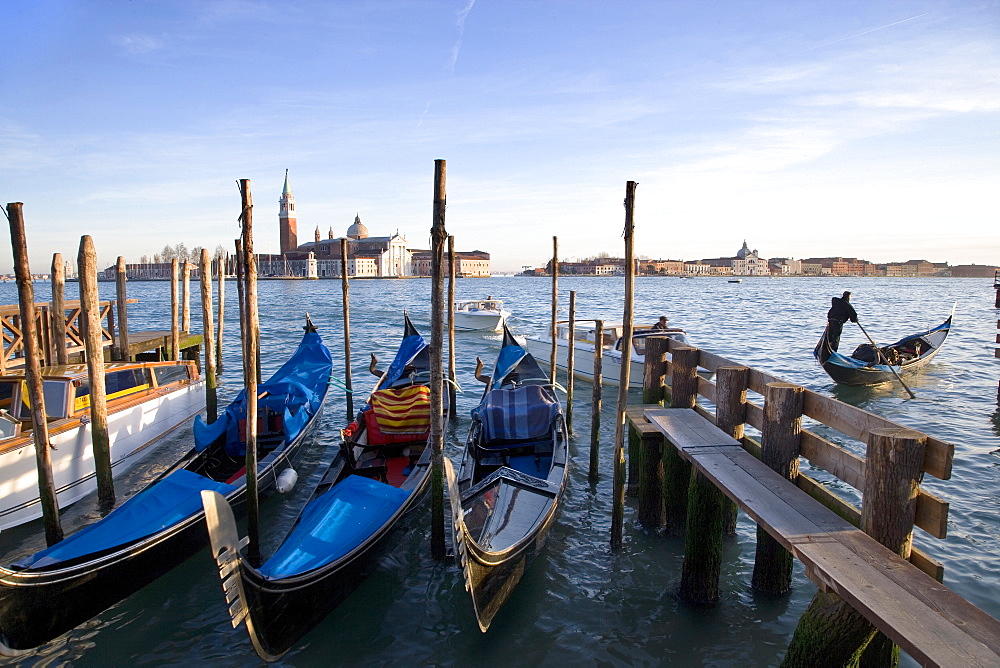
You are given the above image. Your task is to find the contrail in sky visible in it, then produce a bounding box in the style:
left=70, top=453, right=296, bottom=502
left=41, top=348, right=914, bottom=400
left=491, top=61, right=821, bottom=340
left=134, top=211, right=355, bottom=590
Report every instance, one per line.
left=448, top=0, right=476, bottom=72
left=795, top=13, right=929, bottom=54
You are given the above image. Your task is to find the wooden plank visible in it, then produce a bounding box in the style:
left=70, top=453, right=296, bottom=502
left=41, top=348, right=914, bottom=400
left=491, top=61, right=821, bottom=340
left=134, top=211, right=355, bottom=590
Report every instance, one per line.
left=644, top=408, right=741, bottom=449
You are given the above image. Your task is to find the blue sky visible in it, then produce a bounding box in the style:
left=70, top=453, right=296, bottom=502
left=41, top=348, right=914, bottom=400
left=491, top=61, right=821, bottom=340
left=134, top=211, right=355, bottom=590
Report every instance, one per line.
left=2, top=0, right=998, bottom=273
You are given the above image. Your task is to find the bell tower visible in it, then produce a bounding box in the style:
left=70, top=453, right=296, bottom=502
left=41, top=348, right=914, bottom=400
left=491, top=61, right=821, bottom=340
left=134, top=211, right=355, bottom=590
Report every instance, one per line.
left=278, top=170, right=298, bottom=255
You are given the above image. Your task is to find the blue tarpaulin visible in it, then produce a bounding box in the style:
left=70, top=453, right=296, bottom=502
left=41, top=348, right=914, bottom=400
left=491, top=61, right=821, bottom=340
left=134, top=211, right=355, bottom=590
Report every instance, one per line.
left=259, top=475, right=410, bottom=579
left=384, top=334, right=428, bottom=388
left=15, top=470, right=236, bottom=569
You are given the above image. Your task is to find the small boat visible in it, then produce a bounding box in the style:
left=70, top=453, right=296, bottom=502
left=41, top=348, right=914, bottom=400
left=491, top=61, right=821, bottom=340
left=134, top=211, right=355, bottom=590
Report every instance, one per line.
left=728, top=278, right=743, bottom=283
left=813, top=310, right=953, bottom=386
left=447, top=324, right=568, bottom=631
left=0, top=359, right=205, bottom=530
left=524, top=321, right=689, bottom=387
left=452, top=298, right=511, bottom=332
left=202, top=314, right=432, bottom=661
left=0, top=317, right=331, bottom=654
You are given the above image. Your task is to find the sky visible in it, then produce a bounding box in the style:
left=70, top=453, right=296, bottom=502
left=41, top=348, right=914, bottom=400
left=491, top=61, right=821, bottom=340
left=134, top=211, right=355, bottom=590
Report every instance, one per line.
left=1, top=0, right=998, bottom=273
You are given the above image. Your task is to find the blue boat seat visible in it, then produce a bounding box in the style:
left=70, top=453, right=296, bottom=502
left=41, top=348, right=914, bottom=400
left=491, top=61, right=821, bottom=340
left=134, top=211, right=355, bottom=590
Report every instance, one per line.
left=473, top=385, right=560, bottom=446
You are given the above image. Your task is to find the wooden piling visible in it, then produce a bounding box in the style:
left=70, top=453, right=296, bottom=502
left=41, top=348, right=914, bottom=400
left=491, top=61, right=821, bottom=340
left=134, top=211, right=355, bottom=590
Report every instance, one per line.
left=566, top=290, right=576, bottom=431
left=611, top=181, right=637, bottom=551
left=752, top=382, right=804, bottom=594
left=549, top=236, right=558, bottom=386
left=234, top=239, right=247, bottom=385
left=181, top=260, right=191, bottom=333
left=447, top=235, right=457, bottom=417
left=340, top=238, right=354, bottom=419
left=78, top=235, right=115, bottom=507
left=216, top=252, right=225, bottom=371
left=714, top=366, right=747, bottom=535
left=430, top=159, right=447, bottom=560
left=6, top=203, right=63, bottom=545
left=636, top=335, right=670, bottom=526
left=114, top=257, right=130, bottom=361
left=663, top=345, right=698, bottom=535
left=200, top=249, right=218, bottom=423
left=238, top=179, right=262, bottom=567
left=589, top=319, right=604, bottom=483
left=51, top=253, right=69, bottom=366
left=170, top=259, right=180, bottom=361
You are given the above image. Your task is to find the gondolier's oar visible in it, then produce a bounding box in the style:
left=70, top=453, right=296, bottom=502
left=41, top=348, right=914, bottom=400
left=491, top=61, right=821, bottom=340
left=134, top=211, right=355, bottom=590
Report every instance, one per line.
left=856, top=321, right=916, bottom=399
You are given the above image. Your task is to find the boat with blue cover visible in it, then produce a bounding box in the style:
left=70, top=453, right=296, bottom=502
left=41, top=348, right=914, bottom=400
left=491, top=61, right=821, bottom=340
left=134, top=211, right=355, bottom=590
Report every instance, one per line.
left=201, top=314, right=432, bottom=661
left=814, top=310, right=953, bottom=386
left=0, top=317, right=330, bottom=654
left=447, top=323, right=568, bottom=632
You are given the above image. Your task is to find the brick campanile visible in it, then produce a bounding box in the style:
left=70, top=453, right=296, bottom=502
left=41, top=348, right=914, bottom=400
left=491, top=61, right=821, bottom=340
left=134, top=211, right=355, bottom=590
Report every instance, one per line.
left=278, top=169, right=298, bottom=255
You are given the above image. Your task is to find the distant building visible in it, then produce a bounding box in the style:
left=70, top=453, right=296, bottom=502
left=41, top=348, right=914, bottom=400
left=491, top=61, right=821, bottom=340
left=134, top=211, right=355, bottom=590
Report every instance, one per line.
left=278, top=170, right=298, bottom=255
left=951, top=264, right=999, bottom=278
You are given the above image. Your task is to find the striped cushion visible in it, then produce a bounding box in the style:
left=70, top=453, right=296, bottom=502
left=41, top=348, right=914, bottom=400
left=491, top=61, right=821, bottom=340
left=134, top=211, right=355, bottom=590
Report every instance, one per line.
left=369, top=385, right=431, bottom=435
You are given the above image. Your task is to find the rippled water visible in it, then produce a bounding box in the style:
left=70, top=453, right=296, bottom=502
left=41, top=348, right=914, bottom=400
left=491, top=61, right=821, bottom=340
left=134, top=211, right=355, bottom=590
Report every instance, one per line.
left=1, top=276, right=998, bottom=666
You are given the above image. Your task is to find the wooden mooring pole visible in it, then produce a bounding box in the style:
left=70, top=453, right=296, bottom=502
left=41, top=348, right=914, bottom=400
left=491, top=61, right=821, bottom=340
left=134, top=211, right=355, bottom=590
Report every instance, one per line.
left=6, top=203, right=63, bottom=545
left=713, top=366, right=746, bottom=536
left=611, top=181, right=637, bottom=551
left=200, top=248, right=218, bottom=423
left=589, top=319, right=604, bottom=483
left=51, top=253, right=69, bottom=366
left=752, top=382, right=805, bottom=594
left=429, top=159, right=448, bottom=560
left=216, top=252, right=225, bottom=371
left=636, top=335, right=669, bottom=526
left=115, top=257, right=130, bottom=361
left=234, top=239, right=247, bottom=385
left=447, top=235, right=457, bottom=418
left=79, top=235, right=115, bottom=508
left=566, top=291, right=576, bottom=432
left=238, top=179, right=262, bottom=567
left=182, top=260, right=191, bottom=333
left=549, top=236, right=558, bottom=386
left=340, top=238, right=354, bottom=420
left=782, top=428, right=926, bottom=667
left=170, top=258, right=180, bottom=361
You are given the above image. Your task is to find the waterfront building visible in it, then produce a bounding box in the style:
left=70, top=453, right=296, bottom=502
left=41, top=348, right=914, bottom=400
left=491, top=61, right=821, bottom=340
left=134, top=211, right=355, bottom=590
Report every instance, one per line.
left=278, top=170, right=298, bottom=256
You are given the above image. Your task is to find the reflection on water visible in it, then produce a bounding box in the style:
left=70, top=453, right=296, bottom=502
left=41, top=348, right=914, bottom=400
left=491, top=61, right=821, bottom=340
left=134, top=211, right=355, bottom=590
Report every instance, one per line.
left=0, top=276, right=998, bottom=666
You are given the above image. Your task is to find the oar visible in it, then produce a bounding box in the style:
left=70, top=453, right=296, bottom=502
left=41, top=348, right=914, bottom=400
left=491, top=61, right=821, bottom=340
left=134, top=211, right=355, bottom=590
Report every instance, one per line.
left=856, top=321, right=916, bottom=399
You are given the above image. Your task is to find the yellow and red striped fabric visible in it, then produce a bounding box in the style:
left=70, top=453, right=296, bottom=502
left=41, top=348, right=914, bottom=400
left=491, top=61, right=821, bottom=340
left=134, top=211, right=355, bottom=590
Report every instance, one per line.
left=368, top=385, right=431, bottom=435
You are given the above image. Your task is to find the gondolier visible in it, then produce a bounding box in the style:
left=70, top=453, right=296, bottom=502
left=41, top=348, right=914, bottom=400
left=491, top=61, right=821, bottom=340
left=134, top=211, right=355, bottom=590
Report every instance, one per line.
left=826, top=291, right=858, bottom=351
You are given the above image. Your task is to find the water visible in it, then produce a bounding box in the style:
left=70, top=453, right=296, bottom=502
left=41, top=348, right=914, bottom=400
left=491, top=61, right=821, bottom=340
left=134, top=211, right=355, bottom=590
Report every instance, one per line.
left=2, top=276, right=998, bottom=666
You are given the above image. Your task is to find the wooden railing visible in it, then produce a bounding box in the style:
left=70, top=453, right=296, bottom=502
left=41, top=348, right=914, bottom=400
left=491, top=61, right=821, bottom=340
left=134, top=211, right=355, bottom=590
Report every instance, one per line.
left=0, top=299, right=135, bottom=373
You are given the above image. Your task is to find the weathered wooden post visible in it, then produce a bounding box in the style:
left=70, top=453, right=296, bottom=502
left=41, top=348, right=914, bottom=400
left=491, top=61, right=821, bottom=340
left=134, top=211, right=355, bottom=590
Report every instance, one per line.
left=549, top=236, right=558, bottom=386
left=565, top=290, right=576, bottom=432
left=752, top=382, right=804, bottom=594
left=636, top=335, right=669, bottom=526
left=170, top=258, right=180, bottom=361
left=677, top=365, right=748, bottom=604
left=216, top=252, right=225, bottom=371
left=115, top=256, right=130, bottom=361
left=340, top=238, right=354, bottom=419
left=200, top=248, right=218, bottom=422
left=79, top=235, right=115, bottom=507
left=182, top=260, right=192, bottom=333
left=589, top=319, right=604, bottom=483
left=51, top=253, right=69, bottom=366
left=447, top=235, right=457, bottom=417
left=663, top=345, right=698, bottom=535
left=611, top=181, right=637, bottom=551
left=714, top=366, right=748, bottom=535
left=234, top=239, right=247, bottom=385
left=238, top=179, right=262, bottom=566
left=782, top=428, right=926, bottom=667
left=6, top=203, right=63, bottom=545
left=430, top=159, right=448, bottom=560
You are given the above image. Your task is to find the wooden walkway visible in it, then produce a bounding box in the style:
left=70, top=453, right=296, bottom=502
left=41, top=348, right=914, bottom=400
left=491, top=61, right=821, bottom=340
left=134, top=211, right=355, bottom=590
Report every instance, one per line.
left=640, top=407, right=1000, bottom=667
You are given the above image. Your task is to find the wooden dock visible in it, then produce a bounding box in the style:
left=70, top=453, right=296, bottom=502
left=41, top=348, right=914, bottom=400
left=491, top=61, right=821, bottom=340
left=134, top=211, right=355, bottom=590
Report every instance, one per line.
left=625, top=336, right=1000, bottom=666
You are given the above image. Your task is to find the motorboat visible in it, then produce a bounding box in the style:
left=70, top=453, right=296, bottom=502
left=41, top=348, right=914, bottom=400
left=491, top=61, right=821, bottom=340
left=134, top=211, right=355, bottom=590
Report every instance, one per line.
left=452, top=299, right=511, bottom=332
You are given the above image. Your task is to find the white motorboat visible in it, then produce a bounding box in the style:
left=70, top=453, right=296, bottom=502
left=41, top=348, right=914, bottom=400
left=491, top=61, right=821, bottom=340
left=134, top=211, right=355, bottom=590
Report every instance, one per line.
left=524, top=321, right=689, bottom=388
left=452, top=298, right=511, bottom=332
left=0, top=360, right=205, bottom=530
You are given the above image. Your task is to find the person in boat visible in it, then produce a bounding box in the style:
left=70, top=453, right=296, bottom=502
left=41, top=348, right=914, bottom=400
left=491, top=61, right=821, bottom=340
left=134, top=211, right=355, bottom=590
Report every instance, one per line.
left=652, top=316, right=669, bottom=330
left=826, top=291, right=858, bottom=351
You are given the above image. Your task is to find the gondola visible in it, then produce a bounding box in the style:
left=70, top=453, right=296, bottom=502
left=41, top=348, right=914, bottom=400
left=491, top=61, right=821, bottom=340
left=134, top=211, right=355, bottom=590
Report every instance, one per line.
left=446, top=323, right=568, bottom=632
left=202, top=314, right=432, bottom=661
left=813, top=310, right=953, bottom=386
left=0, top=317, right=331, bottom=654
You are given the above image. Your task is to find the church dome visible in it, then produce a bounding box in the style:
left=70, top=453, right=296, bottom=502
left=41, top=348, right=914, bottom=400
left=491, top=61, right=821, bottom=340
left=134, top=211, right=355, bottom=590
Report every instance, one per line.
left=346, top=214, right=369, bottom=240
left=736, top=240, right=752, bottom=259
